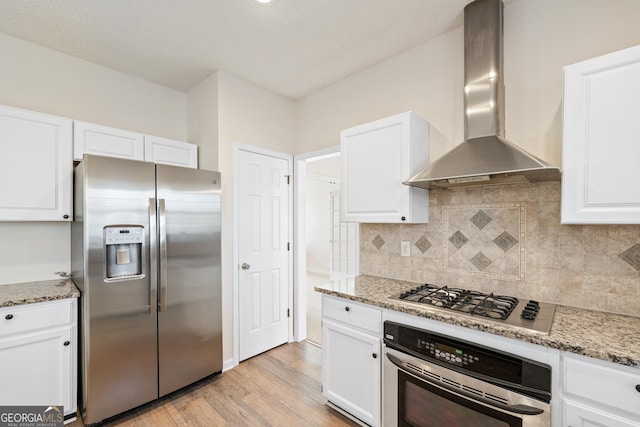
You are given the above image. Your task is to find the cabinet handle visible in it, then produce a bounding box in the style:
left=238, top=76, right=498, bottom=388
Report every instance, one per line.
left=5, top=314, right=13, bottom=320
left=63, top=214, right=69, bottom=219
left=636, top=385, right=640, bottom=393
left=63, top=341, right=70, bottom=346
left=401, top=216, right=406, bottom=221
left=345, top=306, right=350, bottom=312
left=372, top=353, right=377, bottom=359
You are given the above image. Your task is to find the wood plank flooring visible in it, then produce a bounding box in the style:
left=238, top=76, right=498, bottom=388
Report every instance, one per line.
left=69, top=341, right=359, bottom=426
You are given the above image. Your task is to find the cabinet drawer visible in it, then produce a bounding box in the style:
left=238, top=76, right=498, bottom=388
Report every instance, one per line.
left=323, top=295, right=381, bottom=334
left=564, top=399, right=640, bottom=427
left=0, top=301, right=73, bottom=337
left=564, top=354, right=640, bottom=415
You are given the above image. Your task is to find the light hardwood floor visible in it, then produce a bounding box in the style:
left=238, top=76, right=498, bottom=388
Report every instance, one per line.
left=69, top=342, right=359, bottom=426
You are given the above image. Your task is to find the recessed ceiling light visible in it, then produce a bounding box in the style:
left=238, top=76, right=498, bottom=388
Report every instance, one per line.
left=255, top=0, right=277, bottom=5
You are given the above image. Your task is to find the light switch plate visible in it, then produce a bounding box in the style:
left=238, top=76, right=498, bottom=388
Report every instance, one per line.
left=401, top=241, right=410, bottom=257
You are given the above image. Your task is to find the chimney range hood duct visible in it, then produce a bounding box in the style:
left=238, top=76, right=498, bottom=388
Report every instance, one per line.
left=404, top=0, right=560, bottom=189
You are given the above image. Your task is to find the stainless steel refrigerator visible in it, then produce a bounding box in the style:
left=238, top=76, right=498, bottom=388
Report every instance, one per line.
left=71, top=154, right=222, bottom=425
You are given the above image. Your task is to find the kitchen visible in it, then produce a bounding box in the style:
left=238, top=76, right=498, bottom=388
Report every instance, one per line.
left=1, top=0, right=640, bottom=426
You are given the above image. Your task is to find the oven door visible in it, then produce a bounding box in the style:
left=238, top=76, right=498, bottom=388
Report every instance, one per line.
left=383, top=346, right=550, bottom=427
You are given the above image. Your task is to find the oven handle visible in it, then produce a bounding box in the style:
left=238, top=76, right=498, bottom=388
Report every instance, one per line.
left=386, top=352, right=545, bottom=416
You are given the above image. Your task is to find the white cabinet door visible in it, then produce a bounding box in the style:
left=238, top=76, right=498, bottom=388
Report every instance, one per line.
left=322, top=318, right=380, bottom=427
left=562, top=44, right=640, bottom=224
left=341, top=111, right=429, bottom=223
left=74, top=120, right=144, bottom=161
left=0, top=328, right=73, bottom=412
left=0, top=299, right=77, bottom=419
left=561, top=352, right=640, bottom=426
left=0, top=105, right=72, bottom=221
left=565, top=400, right=640, bottom=427
left=144, top=135, right=198, bottom=169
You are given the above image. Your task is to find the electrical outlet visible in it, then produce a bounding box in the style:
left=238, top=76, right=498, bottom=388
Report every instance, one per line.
left=401, top=241, right=410, bottom=257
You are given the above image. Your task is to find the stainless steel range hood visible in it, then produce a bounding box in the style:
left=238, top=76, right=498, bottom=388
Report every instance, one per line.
left=405, top=0, right=560, bottom=189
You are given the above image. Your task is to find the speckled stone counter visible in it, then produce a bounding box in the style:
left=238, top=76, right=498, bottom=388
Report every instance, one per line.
left=0, top=279, right=80, bottom=307
left=315, top=275, right=640, bottom=368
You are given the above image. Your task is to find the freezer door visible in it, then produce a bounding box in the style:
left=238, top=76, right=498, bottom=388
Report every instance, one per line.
left=156, top=164, right=222, bottom=396
left=78, top=155, right=158, bottom=425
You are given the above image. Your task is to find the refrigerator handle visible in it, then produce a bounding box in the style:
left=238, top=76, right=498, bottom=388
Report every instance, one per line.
left=158, top=198, right=168, bottom=313
left=149, top=198, right=158, bottom=315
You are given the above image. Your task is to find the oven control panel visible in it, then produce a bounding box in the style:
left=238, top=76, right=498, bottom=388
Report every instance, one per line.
left=384, top=320, right=552, bottom=403
left=409, top=334, right=493, bottom=373
left=383, top=321, right=551, bottom=390
left=417, top=340, right=480, bottom=368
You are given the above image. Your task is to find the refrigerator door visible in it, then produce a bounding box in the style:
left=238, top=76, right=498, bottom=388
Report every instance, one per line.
left=77, top=155, right=158, bottom=424
left=156, top=164, right=222, bottom=396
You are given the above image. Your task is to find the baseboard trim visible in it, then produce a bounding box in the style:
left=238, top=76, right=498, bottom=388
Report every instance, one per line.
left=222, top=357, right=236, bottom=372
left=326, top=401, right=370, bottom=427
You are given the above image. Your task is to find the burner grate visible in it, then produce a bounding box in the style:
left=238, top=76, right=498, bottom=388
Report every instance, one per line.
left=398, top=284, right=518, bottom=320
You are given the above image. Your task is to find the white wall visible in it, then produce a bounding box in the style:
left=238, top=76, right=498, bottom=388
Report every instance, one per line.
left=216, top=71, right=296, bottom=365
left=0, top=33, right=188, bottom=285
left=305, top=175, right=339, bottom=275
left=0, top=33, right=187, bottom=139
left=187, top=72, right=219, bottom=171
left=294, top=0, right=640, bottom=168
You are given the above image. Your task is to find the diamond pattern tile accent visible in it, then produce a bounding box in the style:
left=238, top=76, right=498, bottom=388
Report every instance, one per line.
left=619, top=243, right=640, bottom=271
left=493, top=231, right=518, bottom=252
left=470, top=251, right=493, bottom=271
left=470, top=210, right=492, bottom=230
left=415, top=236, right=432, bottom=253
left=449, top=231, right=468, bottom=249
left=443, top=203, right=526, bottom=281
left=372, top=234, right=385, bottom=250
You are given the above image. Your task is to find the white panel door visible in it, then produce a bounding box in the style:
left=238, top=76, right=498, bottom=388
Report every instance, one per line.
left=238, top=150, right=290, bottom=361
left=329, top=191, right=358, bottom=280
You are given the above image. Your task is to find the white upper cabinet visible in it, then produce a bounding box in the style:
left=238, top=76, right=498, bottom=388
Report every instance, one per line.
left=0, top=105, right=72, bottom=221
left=73, top=120, right=144, bottom=161
left=561, top=45, right=640, bottom=224
left=340, top=111, right=429, bottom=223
left=144, top=135, right=198, bottom=169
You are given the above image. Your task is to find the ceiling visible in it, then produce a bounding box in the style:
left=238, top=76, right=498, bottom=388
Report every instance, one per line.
left=0, top=0, right=516, bottom=100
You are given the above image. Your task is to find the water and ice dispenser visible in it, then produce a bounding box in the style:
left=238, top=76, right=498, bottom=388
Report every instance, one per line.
left=104, top=226, right=144, bottom=280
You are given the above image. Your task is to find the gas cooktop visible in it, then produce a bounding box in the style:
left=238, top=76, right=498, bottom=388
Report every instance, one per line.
left=389, top=283, right=556, bottom=334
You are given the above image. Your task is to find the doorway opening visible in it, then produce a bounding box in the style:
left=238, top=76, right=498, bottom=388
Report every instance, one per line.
left=293, top=147, right=358, bottom=346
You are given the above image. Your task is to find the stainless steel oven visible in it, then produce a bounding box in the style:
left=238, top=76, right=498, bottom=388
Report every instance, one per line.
left=383, top=321, right=551, bottom=427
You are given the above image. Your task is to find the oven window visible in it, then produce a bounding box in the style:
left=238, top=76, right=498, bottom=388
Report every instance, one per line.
left=398, top=371, right=522, bottom=427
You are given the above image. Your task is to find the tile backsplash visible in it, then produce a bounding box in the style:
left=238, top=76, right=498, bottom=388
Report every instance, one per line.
left=359, top=182, right=640, bottom=317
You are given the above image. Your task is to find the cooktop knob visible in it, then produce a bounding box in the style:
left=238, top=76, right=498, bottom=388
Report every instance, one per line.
left=521, top=308, right=537, bottom=320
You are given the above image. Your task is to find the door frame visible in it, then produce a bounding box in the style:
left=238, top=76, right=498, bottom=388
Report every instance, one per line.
left=233, top=142, right=293, bottom=365
left=293, top=145, right=359, bottom=342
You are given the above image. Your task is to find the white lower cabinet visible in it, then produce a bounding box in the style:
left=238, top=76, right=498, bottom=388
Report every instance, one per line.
left=0, top=299, right=77, bottom=422
left=322, top=295, right=381, bottom=426
left=565, top=400, right=640, bottom=427
left=562, top=352, right=640, bottom=426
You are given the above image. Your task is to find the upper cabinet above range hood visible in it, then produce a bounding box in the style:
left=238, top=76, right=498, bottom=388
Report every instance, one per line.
left=405, top=0, right=560, bottom=189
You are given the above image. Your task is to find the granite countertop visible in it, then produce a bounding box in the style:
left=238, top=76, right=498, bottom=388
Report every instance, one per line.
left=0, top=279, right=80, bottom=307
left=315, top=275, right=640, bottom=368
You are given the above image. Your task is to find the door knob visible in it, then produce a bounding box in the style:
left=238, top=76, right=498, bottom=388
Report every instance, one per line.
left=241, top=263, right=251, bottom=270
